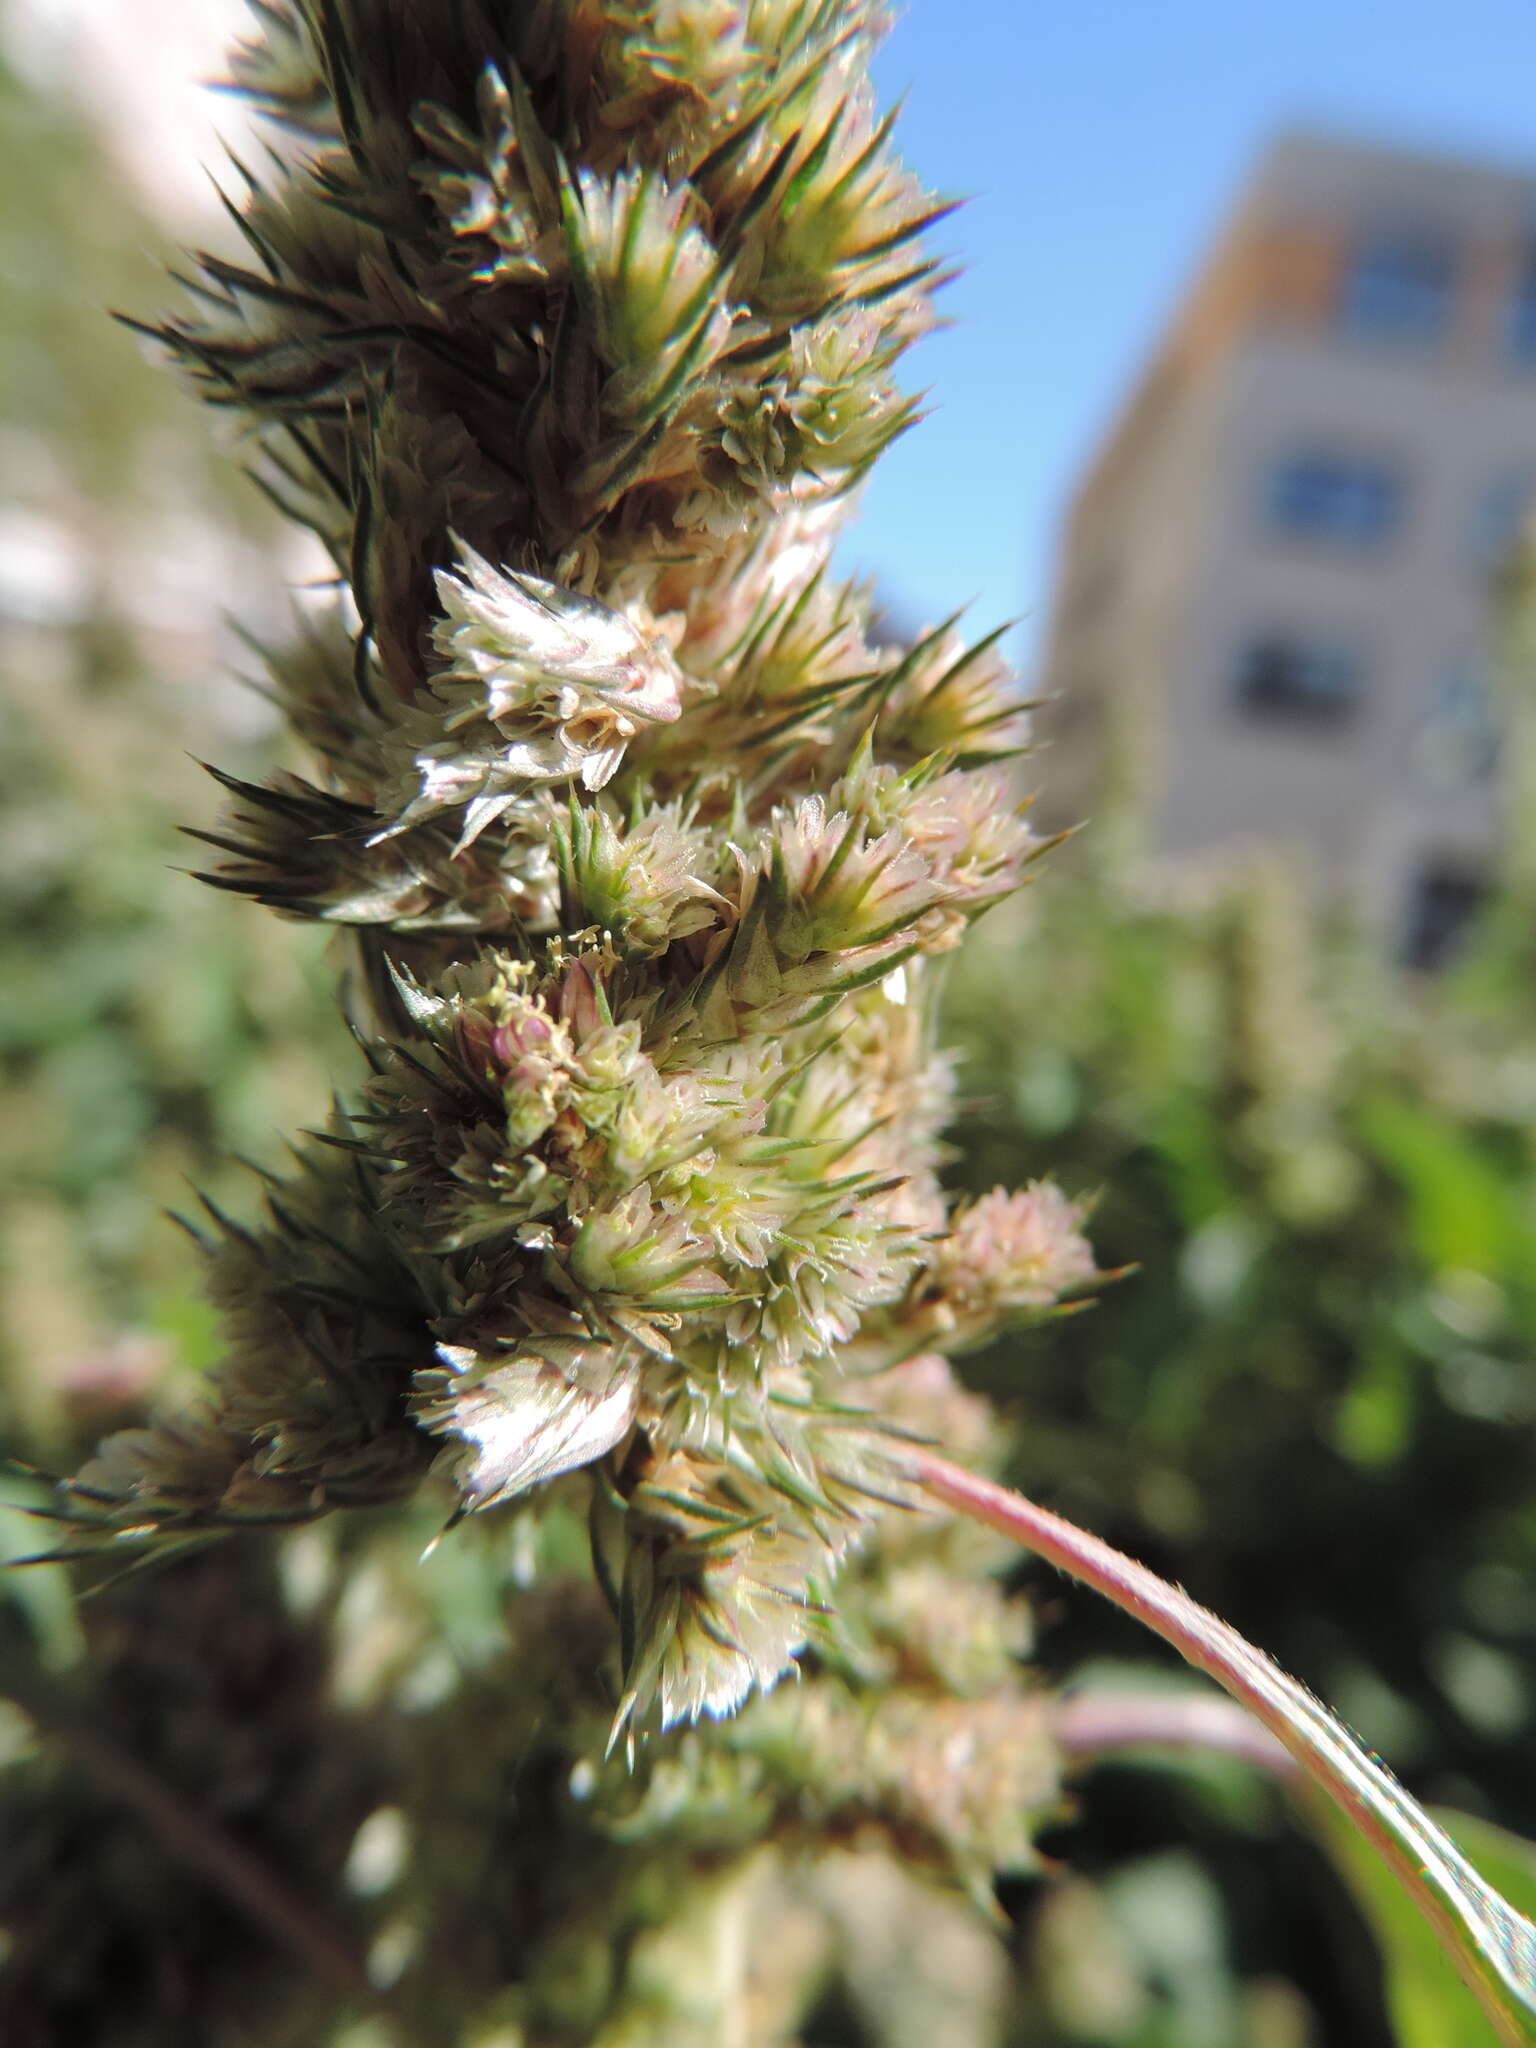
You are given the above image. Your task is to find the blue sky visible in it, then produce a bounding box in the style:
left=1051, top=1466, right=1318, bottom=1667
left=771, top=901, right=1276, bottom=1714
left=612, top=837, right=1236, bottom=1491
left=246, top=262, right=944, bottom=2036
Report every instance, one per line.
left=842, top=0, right=1536, bottom=674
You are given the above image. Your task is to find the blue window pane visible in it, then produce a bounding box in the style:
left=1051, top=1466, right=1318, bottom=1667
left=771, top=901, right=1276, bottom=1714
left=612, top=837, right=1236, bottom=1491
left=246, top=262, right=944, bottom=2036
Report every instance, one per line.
left=1233, top=635, right=1362, bottom=727
left=1266, top=453, right=1402, bottom=546
left=1339, top=230, right=1454, bottom=345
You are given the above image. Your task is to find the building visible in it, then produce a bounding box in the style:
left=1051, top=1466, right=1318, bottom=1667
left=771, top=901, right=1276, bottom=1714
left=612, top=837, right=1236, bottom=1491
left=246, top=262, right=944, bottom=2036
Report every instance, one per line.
left=1036, top=129, right=1536, bottom=965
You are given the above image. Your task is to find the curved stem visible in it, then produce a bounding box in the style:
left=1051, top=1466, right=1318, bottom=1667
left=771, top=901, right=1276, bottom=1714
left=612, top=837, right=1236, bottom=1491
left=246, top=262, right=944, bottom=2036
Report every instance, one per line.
left=907, top=1447, right=1536, bottom=2045
left=1055, top=1689, right=1294, bottom=1777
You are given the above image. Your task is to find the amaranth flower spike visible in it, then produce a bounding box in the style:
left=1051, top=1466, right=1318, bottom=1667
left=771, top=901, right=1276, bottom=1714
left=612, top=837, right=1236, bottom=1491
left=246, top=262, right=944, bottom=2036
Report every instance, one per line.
left=44, top=0, right=1099, bottom=1736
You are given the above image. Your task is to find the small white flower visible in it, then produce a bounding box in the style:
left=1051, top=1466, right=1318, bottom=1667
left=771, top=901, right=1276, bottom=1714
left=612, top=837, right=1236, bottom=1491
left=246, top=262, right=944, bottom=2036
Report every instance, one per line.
left=376, top=545, right=686, bottom=841
left=436, top=546, right=686, bottom=731
left=416, top=1338, right=639, bottom=1510
left=939, top=1183, right=1098, bottom=1318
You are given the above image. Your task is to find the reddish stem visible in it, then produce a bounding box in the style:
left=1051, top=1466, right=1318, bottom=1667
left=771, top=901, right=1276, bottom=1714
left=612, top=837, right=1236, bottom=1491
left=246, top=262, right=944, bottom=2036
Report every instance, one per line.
left=907, top=1447, right=1536, bottom=2045
left=1055, top=1690, right=1294, bottom=1777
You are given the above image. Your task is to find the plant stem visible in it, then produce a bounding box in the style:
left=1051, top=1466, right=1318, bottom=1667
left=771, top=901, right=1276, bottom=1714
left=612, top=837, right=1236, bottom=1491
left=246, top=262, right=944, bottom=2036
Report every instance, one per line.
left=1054, top=1690, right=1294, bottom=1776
left=907, top=1447, right=1536, bottom=2045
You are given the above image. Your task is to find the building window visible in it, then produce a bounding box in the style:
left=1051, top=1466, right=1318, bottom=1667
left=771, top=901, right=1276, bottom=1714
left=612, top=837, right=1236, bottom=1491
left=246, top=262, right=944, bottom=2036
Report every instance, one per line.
left=1232, top=634, right=1362, bottom=727
left=1467, top=470, right=1535, bottom=575
left=1413, top=662, right=1500, bottom=787
left=1338, top=228, right=1454, bottom=346
left=1265, top=451, right=1402, bottom=547
left=1401, top=859, right=1487, bottom=972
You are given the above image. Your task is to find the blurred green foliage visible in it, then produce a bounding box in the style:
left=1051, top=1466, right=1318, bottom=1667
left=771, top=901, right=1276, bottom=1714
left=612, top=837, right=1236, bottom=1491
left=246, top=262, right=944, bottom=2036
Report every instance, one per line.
left=0, top=49, right=344, bottom=1439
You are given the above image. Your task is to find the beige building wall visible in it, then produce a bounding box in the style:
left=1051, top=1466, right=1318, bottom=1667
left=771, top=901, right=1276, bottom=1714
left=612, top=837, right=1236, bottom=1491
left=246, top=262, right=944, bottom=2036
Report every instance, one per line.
left=1038, top=129, right=1536, bottom=962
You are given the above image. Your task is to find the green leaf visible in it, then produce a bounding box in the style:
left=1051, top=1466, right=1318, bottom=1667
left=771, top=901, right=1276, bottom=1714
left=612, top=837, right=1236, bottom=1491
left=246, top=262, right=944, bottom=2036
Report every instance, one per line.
left=1357, top=1088, right=1530, bottom=1278
left=1319, top=1803, right=1536, bottom=2048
